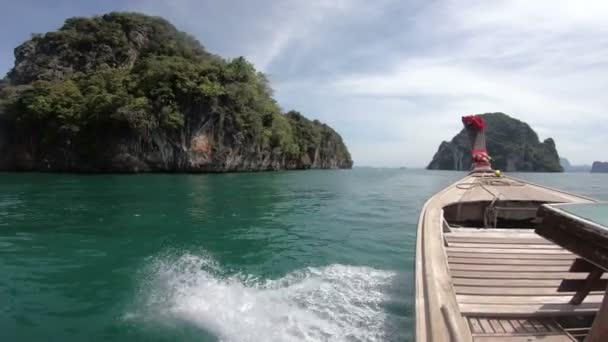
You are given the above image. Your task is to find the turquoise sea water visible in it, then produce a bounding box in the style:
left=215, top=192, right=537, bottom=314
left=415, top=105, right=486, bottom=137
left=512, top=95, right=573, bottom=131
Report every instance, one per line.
left=1, top=169, right=607, bottom=342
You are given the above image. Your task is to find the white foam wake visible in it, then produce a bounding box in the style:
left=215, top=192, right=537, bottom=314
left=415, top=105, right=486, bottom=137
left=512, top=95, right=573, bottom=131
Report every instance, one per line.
left=130, top=252, right=400, bottom=342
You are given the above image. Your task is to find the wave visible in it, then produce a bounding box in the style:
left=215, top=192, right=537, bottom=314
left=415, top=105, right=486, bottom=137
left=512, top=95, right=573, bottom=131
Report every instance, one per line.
left=128, top=251, right=406, bottom=342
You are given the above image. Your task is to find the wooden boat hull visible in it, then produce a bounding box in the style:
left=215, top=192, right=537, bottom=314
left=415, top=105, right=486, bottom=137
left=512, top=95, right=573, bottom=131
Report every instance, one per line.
left=415, top=173, right=596, bottom=341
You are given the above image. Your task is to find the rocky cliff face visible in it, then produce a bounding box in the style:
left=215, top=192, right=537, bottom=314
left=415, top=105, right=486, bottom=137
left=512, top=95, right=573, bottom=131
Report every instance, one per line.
left=0, top=112, right=351, bottom=172
left=0, top=13, right=352, bottom=172
left=591, top=162, right=608, bottom=173
left=427, top=113, right=562, bottom=172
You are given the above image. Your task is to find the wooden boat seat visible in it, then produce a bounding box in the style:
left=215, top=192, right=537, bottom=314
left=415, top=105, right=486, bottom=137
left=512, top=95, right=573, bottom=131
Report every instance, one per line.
left=445, top=229, right=605, bottom=317
left=467, top=317, right=576, bottom=341
left=467, top=317, right=576, bottom=342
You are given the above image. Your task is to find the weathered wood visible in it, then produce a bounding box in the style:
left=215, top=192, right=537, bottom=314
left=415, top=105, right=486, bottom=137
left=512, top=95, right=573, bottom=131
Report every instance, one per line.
left=468, top=318, right=577, bottom=341
left=447, top=229, right=546, bottom=235
left=539, top=318, right=558, bottom=332
left=479, top=318, right=493, bottom=333
left=536, top=204, right=608, bottom=271
left=416, top=182, right=474, bottom=342
left=531, top=319, right=549, bottom=332
left=446, top=236, right=553, bottom=245
left=509, top=319, right=524, bottom=332
left=415, top=204, right=429, bottom=342
left=417, top=173, right=595, bottom=342
left=450, top=264, right=569, bottom=272
left=446, top=232, right=548, bottom=239
left=441, top=304, right=464, bottom=342
left=569, top=268, right=604, bottom=305
left=453, top=278, right=566, bottom=287
left=489, top=318, right=504, bottom=333
left=519, top=319, right=537, bottom=332
left=584, top=286, right=608, bottom=342
left=473, top=335, right=575, bottom=341
left=460, top=303, right=601, bottom=316
left=570, top=333, right=587, bottom=338
left=447, top=247, right=571, bottom=254
left=451, top=270, right=599, bottom=279
left=468, top=317, right=483, bottom=334
left=447, top=232, right=540, bottom=243
left=448, top=242, right=563, bottom=249
left=448, top=257, right=574, bottom=266
left=454, top=286, right=604, bottom=296
left=563, top=327, right=589, bottom=337
left=498, top=319, right=514, bottom=333
left=448, top=251, right=575, bottom=260
left=449, top=227, right=539, bottom=234
left=457, top=294, right=604, bottom=305
left=534, top=205, right=608, bottom=342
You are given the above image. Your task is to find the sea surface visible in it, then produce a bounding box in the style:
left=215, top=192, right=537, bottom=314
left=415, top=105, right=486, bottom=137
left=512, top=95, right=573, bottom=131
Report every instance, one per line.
left=1, top=169, right=607, bottom=342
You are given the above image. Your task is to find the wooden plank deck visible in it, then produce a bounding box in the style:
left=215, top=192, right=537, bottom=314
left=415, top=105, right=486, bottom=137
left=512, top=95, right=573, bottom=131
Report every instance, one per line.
left=447, top=247, right=572, bottom=254
left=447, top=237, right=553, bottom=245
left=450, top=270, right=604, bottom=279
left=448, top=242, right=563, bottom=249
left=446, top=229, right=603, bottom=319
left=448, top=257, right=575, bottom=266
left=460, top=303, right=601, bottom=316
left=448, top=251, right=576, bottom=260
left=450, top=264, right=571, bottom=272
left=467, top=317, right=576, bottom=341
left=467, top=317, right=558, bottom=333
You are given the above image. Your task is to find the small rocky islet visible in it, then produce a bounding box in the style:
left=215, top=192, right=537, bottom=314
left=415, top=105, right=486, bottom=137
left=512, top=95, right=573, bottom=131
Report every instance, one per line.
left=591, top=162, right=608, bottom=173
left=0, top=12, right=352, bottom=172
left=427, top=112, right=563, bottom=172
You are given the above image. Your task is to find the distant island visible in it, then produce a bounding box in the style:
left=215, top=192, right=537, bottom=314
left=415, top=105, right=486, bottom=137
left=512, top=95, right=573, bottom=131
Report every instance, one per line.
left=427, top=112, right=562, bottom=172
left=0, top=12, right=352, bottom=172
left=591, top=162, right=608, bottom=173
left=560, top=158, right=591, bottom=173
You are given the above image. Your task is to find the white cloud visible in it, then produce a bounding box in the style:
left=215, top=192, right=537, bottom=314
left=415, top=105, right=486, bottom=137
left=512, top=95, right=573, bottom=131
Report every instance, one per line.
left=4, top=0, right=607, bottom=166
left=134, top=0, right=370, bottom=71
left=447, top=0, right=608, bottom=32
left=323, top=0, right=608, bottom=165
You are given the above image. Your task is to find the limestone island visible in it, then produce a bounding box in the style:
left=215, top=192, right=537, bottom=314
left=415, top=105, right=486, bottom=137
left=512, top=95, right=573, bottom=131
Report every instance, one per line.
left=427, top=113, right=562, bottom=172
left=0, top=12, right=352, bottom=172
left=591, top=162, right=608, bottom=173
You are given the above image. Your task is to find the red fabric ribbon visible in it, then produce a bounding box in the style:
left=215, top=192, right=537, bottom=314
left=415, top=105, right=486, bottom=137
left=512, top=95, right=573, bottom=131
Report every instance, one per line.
left=462, top=115, right=486, bottom=131
left=472, top=149, right=491, bottom=164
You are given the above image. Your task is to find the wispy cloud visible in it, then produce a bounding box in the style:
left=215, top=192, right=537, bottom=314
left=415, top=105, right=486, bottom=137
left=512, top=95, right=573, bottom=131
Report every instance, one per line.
left=322, top=0, right=608, bottom=165
left=1, top=0, right=607, bottom=166
left=133, top=0, right=372, bottom=71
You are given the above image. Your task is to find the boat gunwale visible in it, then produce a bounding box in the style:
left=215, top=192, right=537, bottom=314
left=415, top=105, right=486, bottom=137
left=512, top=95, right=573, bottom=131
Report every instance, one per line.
left=503, top=175, right=597, bottom=203
left=416, top=174, right=477, bottom=341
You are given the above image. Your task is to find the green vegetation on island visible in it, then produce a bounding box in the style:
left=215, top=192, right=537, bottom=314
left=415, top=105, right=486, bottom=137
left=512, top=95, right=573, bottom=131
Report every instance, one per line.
left=0, top=12, right=352, bottom=172
left=427, top=113, right=563, bottom=172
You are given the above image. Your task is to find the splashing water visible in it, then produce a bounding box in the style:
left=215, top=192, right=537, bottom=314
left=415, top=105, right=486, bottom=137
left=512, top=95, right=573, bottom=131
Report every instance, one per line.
left=130, top=252, right=402, bottom=342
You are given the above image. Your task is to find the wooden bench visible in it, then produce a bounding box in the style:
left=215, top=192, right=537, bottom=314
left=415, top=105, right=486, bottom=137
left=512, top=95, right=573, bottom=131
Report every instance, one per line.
left=445, top=229, right=604, bottom=318
left=467, top=317, right=576, bottom=341
left=536, top=203, right=608, bottom=342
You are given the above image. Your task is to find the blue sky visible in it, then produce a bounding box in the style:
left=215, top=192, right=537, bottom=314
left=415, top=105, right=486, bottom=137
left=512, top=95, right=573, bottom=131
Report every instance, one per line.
left=1, top=0, right=607, bottom=167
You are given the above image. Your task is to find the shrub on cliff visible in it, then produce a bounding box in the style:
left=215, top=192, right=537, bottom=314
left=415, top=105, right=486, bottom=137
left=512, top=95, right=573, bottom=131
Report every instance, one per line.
left=0, top=12, right=352, bottom=171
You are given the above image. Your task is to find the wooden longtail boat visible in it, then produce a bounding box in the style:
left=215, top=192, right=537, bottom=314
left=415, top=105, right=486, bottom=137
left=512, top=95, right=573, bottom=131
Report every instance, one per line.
left=415, top=116, right=608, bottom=341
